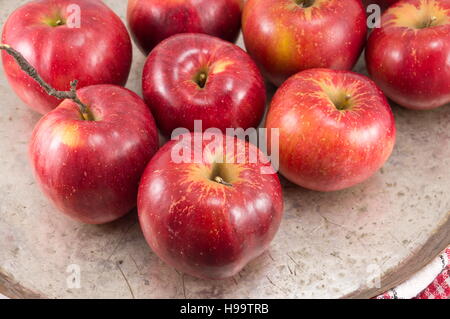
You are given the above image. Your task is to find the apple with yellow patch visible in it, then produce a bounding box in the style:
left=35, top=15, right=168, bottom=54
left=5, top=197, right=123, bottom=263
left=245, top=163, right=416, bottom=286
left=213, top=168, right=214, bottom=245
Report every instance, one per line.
left=142, top=33, right=266, bottom=137
left=366, top=0, right=450, bottom=110
left=29, top=85, right=159, bottom=224
left=265, top=68, right=396, bottom=191
left=242, top=0, right=367, bottom=86
left=138, top=132, right=283, bottom=279
left=1, top=0, right=132, bottom=114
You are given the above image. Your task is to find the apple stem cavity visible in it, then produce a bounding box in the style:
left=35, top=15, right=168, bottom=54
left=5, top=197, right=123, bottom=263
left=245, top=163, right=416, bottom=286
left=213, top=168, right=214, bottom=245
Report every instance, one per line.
left=214, top=176, right=233, bottom=187
left=51, top=19, right=65, bottom=27
left=0, top=44, right=93, bottom=121
left=294, top=0, right=315, bottom=8
left=193, top=70, right=208, bottom=89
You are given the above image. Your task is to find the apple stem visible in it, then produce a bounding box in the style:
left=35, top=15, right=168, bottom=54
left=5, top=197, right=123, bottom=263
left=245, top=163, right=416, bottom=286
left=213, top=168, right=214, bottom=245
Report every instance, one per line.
left=194, top=71, right=208, bottom=89
left=214, top=176, right=233, bottom=187
left=198, top=73, right=207, bottom=86
left=426, top=16, right=437, bottom=28
left=0, top=43, right=92, bottom=121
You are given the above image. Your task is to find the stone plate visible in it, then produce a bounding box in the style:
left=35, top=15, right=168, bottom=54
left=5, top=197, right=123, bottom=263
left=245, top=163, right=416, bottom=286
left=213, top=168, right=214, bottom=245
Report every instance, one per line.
left=0, top=0, right=449, bottom=299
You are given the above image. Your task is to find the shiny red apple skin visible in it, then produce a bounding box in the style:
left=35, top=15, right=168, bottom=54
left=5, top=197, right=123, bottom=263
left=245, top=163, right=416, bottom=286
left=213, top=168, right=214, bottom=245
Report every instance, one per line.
left=366, top=0, right=450, bottom=110
left=265, top=69, right=396, bottom=192
left=142, top=33, right=266, bottom=137
left=29, top=85, right=159, bottom=224
left=242, top=0, right=367, bottom=86
left=127, top=0, right=243, bottom=55
left=138, top=133, right=283, bottom=279
left=2, top=0, right=132, bottom=114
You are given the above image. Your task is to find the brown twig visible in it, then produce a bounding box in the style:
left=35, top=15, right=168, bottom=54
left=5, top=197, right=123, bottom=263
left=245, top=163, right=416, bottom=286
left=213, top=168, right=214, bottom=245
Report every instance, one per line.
left=0, top=43, right=92, bottom=120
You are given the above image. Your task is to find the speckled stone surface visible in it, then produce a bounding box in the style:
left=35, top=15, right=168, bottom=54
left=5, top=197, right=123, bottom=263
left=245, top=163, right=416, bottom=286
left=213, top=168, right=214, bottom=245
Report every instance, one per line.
left=0, top=0, right=449, bottom=299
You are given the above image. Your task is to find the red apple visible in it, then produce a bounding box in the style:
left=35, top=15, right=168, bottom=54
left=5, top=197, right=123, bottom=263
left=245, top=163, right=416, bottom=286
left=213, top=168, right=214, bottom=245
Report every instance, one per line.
left=30, top=85, right=159, bottom=224
left=242, top=0, right=367, bottom=86
left=2, top=0, right=132, bottom=114
left=142, top=33, right=266, bottom=137
left=127, top=0, right=243, bottom=55
left=265, top=69, right=396, bottom=192
left=138, top=132, right=283, bottom=279
left=366, top=0, right=450, bottom=110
